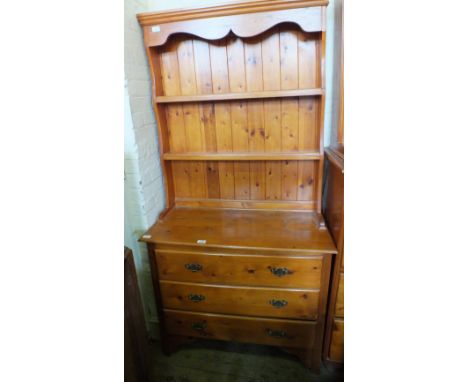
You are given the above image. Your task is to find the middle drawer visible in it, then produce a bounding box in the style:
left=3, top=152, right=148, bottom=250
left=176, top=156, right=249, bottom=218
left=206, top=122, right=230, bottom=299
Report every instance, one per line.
left=160, top=280, right=319, bottom=320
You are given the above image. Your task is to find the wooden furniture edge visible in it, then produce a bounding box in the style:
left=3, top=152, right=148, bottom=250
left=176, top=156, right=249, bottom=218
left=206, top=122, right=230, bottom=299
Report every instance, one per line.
left=321, top=148, right=344, bottom=363
left=324, top=145, right=344, bottom=173
left=139, top=239, right=337, bottom=255
left=137, top=0, right=329, bottom=26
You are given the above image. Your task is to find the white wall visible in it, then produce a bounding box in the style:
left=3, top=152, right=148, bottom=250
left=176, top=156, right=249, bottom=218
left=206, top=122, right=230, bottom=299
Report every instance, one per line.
left=124, top=0, right=341, bottom=335
left=124, top=0, right=164, bottom=335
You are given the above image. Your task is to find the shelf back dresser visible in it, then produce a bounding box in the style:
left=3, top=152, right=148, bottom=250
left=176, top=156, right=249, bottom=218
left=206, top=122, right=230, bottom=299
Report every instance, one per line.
left=137, top=0, right=337, bottom=372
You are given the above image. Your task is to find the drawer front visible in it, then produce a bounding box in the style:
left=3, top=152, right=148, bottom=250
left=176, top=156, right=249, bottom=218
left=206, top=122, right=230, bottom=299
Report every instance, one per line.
left=156, top=250, right=323, bottom=289
left=160, top=280, right=319, bottom=320
left=329, top=318, right=344, bottom=362
left=335, top=273, right=344, bottom=318
left=165, top=309, right=316, bottom=349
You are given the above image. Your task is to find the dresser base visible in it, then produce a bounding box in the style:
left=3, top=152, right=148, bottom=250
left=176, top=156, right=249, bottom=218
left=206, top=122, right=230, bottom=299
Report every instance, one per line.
left=160, top=334, right=321, bottom=373
left=142, top=208, right=336, bottom=376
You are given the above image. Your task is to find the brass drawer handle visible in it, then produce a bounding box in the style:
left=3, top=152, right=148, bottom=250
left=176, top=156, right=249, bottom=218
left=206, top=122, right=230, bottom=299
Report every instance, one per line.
left=266, top=328, right=292, bottom=339
left=191, top=321, right=206, bottom=331
left=270, top=267, right=293, bottom=277
left=185, top=263, right=203, bottom=272
left=188, top=293, right=205, bottom=302
left=269, top=299, right=288, bottom=308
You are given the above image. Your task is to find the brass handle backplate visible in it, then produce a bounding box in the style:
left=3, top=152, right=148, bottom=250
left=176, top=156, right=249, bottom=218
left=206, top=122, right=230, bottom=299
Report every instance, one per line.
left=269, top=299, right=288, bottom=308
left=188, top=293, right=206, bottom=302
left=185, top=263, right=203, bottom=272
left=270, top=267, right=293, bottom=277
left=266, top=328, right=292, bottom=339
left=191, top=321, right=207, bottom=331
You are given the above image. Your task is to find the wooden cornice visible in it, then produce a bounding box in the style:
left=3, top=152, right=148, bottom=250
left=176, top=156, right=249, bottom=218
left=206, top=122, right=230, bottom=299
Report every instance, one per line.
left=137, top=0, right=329, bottom=26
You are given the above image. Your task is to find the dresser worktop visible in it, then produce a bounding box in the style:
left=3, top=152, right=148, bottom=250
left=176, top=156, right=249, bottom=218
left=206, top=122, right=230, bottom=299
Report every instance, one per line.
left=141, top=207, right=337, bottom=253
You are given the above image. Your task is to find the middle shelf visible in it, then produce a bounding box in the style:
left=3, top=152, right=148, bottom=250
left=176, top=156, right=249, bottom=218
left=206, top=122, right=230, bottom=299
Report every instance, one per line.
left=155, top=88, right=323, bottom=104
left=163, top=152, right=321, bottom=161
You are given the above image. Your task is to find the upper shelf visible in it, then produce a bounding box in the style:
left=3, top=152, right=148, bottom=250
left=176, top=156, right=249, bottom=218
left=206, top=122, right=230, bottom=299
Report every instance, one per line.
left=155, top=88, right=323, bottom=104
left=163, top=152, right=321, bottom=161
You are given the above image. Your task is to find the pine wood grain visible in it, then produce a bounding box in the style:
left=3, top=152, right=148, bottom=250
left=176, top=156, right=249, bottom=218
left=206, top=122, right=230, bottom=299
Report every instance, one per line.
left=164, top=309, right=317, bottom=349
left=160, top=280, right=320, bottom=320
left=156, top=249, right=324, bottom=288
left=143, top=207, right=336, bottom=252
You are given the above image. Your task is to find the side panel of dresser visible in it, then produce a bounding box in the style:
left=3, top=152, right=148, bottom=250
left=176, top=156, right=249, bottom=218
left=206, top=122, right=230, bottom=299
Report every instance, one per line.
left=322, top=149, right=344, bottom=363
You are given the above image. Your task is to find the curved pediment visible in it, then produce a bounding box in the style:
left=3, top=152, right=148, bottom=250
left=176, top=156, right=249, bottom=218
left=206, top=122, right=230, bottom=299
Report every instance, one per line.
left=143, top=6, right=324, bottom=47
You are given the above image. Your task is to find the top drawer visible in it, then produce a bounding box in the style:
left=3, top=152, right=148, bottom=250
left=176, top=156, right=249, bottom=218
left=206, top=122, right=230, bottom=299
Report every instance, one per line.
left=155, top=250, right=323, bottom=289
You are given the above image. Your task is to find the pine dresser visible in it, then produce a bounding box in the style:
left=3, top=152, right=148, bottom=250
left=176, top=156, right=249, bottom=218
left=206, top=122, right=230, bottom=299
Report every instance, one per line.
left=137, top=0, right=337, bottom=372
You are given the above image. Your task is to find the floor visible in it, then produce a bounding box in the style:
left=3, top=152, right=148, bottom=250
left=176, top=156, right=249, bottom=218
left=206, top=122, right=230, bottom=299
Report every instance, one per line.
left=149, top=339, right=343, bottom=382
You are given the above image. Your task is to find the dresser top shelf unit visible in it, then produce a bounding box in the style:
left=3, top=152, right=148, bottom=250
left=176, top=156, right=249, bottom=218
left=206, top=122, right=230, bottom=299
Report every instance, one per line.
left=141, top=207, right=336, bottom=253
left=138, top=0, right=328, bottom=216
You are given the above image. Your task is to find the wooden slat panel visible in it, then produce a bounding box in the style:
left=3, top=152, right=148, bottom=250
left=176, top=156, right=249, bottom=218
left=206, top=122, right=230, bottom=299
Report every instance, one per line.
left=193, top=39, right=213, bottom=94
left=279, top=28, right=298, bottom=90
left=297, top=47, right=317, bottom=202
left=281, top=99, right=299, bottom=200
left=178, top=40, right=207, bottom=198
left=298, top=97, right=319, bottom=151
left=297, top=32, right=320, bottom=153
left=166, top=105, right=186, bottom=152
left=159, top=28, right=324, bottom=208
left=210, top=40, right=230, bottom=94
left=177, top=40, right=197, bottom=95
left=205, top=161, right=221, bottom=199
left=227, top=37, right=246, bottom=93
left=215, top=105, right=235, bottom=198
left=192, top=40, right=219, bottom=199
left=172, top=161, right=191, bottom=198
left=262, top=29, right=282, bottom=200
left=182, top=106, right=206, bottom=198
left=182, top=105, right=204, bottom=152
left=261, top=28, right=281, bottom=91
left=166, top=102, right=190, bottom=198
left=231, top=102, right=250, bottom=199
left=217, top=161, right=235, bottom=199
left=281, top=99, right=299, bottom=152
left=329, top=318, right=344, bottom=362
left=245, top=39, right=265, bottom=200
left=227, top=37, right=250, bottom=200
left=297, top=34, right=319, bottom=202
left=210, top=39, right=234, bottom=199
left=335, top=273, right=344, bottom=318
left=298, top=32, right=319, bottom=89
left=297, top=161, right=316, bottom=201
left=213, top=102, right=232, bottom=150
left=159, top=39, right=181, bottom=96
left=247, top=101, right=266, bottom=200
left=279, top=28, right=299, bottom=201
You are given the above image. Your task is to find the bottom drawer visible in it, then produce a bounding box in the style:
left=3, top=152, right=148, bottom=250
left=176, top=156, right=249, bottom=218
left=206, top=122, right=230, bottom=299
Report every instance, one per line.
left=329, top=318, right=344, bottom=362
left=164, top=309, right=316, bottom=349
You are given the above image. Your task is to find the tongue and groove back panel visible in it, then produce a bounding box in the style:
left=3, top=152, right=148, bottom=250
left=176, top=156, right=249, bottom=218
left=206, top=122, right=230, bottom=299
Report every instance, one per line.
left=149, top=24, right=324, bottom=210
